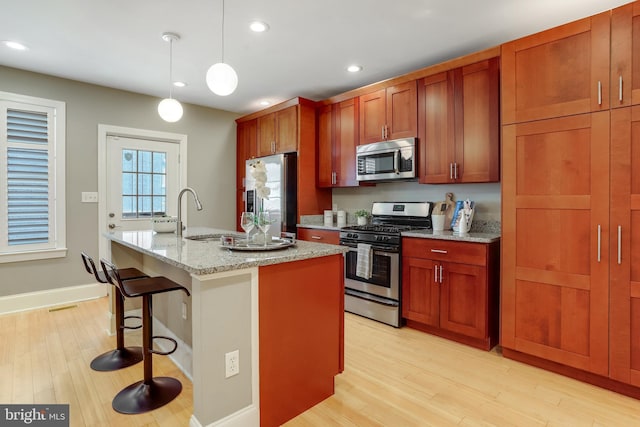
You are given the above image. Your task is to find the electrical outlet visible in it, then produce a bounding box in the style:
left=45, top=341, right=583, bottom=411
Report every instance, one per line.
left=225, top=350, right=239, bottom=378
left=81, top=192, right=98, bottom=203
left=181, top=302, right=187, bottom=320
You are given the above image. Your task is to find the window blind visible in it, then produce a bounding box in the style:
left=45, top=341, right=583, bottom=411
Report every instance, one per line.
left=6, top=109, right=50, bottom=246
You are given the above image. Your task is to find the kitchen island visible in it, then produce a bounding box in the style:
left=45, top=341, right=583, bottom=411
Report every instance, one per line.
left=105, top=227, right=347, bottom=427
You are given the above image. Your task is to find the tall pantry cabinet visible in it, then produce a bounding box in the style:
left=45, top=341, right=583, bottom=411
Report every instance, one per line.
left=502, top=2, right=640, bottom=394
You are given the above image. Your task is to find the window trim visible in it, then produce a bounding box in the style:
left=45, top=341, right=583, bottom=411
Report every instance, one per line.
left=0, top=91, right=66, bottom=263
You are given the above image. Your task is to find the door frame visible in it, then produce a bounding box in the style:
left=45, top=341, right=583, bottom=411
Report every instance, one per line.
left=97, top=124, right=188, bottom=263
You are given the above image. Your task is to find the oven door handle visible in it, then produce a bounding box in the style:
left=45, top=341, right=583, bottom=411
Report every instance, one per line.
left=345, top=288, right=399, bottom=307
left=344, top=246, right=398, bottom=255
left=394, top=149, right=400, bottom=174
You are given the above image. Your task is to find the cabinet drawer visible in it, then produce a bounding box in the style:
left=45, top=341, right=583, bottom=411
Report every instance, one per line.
left=297, top=228, right=340, bottom=245
left=402, top=238, right=487, bottom=266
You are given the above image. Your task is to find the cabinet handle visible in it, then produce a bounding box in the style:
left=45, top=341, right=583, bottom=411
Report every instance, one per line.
left=597, top=224, right=601, bottom=262
left=332, top=172, right=336, bottom=185
left=439, top=265, right=443, bottom=283
left=454, top=162, right=458, bottom=180
left=430, top=249, right=448, bottom=254
left=597, top=81, right=602, bottom=105
left=311, top=236, right=322, bottom=240
left=618, top=225, right=622, bottom=265
left=434, top=265, right=438, bottom=283
left=382, top=126, right=385, bottom=140
left=450, top=163, right=454, bottom=180
left=619, top=75, right=623, bottom=102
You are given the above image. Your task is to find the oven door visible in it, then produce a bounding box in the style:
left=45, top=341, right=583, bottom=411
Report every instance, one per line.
left=343, top=245, right=399, bottom=301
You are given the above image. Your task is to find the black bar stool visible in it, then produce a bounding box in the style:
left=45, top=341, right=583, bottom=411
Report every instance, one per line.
left=81, top=252, right=147, bottom=371
left=101, top=258, right=191, bottom=414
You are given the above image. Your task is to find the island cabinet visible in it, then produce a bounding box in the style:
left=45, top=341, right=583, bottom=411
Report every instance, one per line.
left=317, top=98, right=359, bottom=187
left=401, top=237, right=499, bottom=351
left=501, top=11, right=610, bottom=124
left=611, top=0, right=640, bottom=109
left=297, top=227, right=340, bottom=245
left=257, top=104, right=298, bottom=156
left=418, top=57, right=500, bottom=184
left=359, top=80, right=417, bottom=145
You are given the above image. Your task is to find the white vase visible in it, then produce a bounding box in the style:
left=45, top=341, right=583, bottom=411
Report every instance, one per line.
left=357, top=216, right=367, bottom=226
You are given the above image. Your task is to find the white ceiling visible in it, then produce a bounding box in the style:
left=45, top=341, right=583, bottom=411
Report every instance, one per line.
left=0, top=0, right=632, bottom=115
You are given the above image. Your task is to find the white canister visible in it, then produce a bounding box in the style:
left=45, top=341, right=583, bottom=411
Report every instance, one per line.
left=337, top=210, right=346, bottom=228
left=324, top=210, right=333, bottom=227
left=432, top=215, right=445, bottom=232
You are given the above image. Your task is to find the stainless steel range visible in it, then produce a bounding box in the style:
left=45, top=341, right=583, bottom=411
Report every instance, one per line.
left=340, top=202, right=432, bottom=327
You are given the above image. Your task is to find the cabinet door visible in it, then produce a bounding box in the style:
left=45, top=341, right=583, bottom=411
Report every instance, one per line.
left=440, top=262, right=486, bottom=339
left=317, top=104, right=334, bottom=187
left=402, top=257, right=439, bottom=327
left=611, top=1, right=640, bottom=108
left=610, top=106, right=640, bottom=386
left=501, top=12, right=610, bottom=124
left=236, top=119, right=257, bottom=231
left=454, top=58, right=500, bottom=183
left=334, top=98, right=359, bottom=187
left=501, top=112, right=610, bottom=375
left=359, top=89, right=386, bottom=144
left=386, top=81, right=417, bottom=140
left=257, top=113, right=276, bottom=156
left=418, top=71, right=455, bottom=184
left=276, top=105, right=298, bottom=153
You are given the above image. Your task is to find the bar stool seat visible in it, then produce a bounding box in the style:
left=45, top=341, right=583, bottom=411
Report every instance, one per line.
left=101, top=258, right=191, bottom=414
left=81, top=252, right=147, bottom=372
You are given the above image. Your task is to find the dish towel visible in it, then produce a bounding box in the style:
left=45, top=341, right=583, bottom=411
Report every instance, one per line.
left=355, top=243, right=373, bottom=279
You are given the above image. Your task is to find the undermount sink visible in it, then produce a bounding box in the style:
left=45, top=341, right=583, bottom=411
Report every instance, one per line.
left=185, top=233, right=243, bottom=242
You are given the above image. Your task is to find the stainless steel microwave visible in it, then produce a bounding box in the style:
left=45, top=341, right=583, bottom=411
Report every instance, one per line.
left=356, top=138, right=417, bottom=182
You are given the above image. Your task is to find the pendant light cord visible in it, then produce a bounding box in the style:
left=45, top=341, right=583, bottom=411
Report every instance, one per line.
left=168, top=37, right=174, bottom=99
left=221, top=0, right=225, bottom=62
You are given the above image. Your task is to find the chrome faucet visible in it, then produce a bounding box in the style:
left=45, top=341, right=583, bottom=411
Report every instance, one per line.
left=176, top=187, right=203, bottom=237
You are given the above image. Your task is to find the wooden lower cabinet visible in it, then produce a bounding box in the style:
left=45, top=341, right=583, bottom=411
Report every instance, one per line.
left=297, top=227, right=340, bottom=245
left=401, top=237, right=499, bottom=350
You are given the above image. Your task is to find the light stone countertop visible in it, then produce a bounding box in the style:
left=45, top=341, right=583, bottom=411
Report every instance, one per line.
left=105, top=227, right=348, bottom=275
left=401, top=229, right=500, bottom=243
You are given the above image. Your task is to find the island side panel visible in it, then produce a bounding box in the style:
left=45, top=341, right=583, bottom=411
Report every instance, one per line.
left=258, top=254, right=345, bottom=427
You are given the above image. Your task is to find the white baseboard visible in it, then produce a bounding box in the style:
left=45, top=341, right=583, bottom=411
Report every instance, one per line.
left=190, top=405, right=259, bottom=427
left=0, top=283, right=107, bottom=315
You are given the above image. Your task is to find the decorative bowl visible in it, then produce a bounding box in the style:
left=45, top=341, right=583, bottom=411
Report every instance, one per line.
left=152, top=216, right=177, bottom=233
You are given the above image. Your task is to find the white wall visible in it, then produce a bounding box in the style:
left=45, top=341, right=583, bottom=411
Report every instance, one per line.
left=0, top=65, right=239, bottom=297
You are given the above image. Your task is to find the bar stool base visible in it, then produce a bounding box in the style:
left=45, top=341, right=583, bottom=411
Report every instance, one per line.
left=112, top=377, right=182, bottom=414
left=90, top=347, right=143, bottom=372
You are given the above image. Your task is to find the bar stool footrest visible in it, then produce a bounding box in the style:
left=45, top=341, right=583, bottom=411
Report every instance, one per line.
left=90, top=346, right=143, bottom=372
left=122, top=314, right=142, bottom=330
left=112, top=377, right=182, bottom=414
left=150, top=335, right=178, bottom=356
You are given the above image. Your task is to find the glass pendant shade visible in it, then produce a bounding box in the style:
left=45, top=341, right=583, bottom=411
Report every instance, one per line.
left=206, top=62, right=238, bottom=96
left=158, top=98, right=183, bottom=122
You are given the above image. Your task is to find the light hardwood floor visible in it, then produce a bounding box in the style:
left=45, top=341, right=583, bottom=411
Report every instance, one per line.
left=2, top=297, right=639, bottom=426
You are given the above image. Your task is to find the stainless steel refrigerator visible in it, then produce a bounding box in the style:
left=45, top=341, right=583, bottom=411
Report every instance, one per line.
left=244, top=152, right=298, bottom=237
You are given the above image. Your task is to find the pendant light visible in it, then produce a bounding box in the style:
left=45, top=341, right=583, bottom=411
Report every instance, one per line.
left=206, top=0, right=238, bottom=96
left=158, top=32, right=183, bottom=122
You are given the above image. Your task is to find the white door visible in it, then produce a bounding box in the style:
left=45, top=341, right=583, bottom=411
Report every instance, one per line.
left=106, top=135, right=180, bottom=232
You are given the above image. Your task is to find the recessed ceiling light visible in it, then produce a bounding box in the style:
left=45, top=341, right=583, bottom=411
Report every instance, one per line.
left=173, top=81, right=187, bottom=88
left=249, top=21, right=269, bottom=33
left=2, top=40, right=27, bottom=51
left=259, top=100, right=271, bottom=106
left=347, top=65, right=363, bottom=73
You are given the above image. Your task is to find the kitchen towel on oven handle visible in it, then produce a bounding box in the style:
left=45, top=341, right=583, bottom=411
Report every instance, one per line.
left=356, top=243, right=373, bottom=279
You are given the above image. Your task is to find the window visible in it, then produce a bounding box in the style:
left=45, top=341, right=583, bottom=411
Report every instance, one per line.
left=121, top=149, right=167, bottom=218
left=0, top=91, right=66, bottom=262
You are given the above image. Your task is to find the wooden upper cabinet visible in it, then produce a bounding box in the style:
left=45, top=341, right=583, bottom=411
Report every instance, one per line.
left=419, top=58, right=500, bottom=184
left=257, top=105, right=298, bottom=156
left=501, top=11, right=611, bottom=124
left=359, top=81, right=417, bottom=144
left=317, top=98, right=359, bottom=188
left=611, top=1, right=640, bottom=108
left=236, top=119, right=257, bottom=231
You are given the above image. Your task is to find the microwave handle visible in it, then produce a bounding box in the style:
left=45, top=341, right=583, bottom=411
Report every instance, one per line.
left=394, top=149, right=400, bottom=174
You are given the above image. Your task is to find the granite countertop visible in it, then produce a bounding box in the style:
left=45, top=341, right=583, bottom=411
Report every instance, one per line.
left=401, top=229, right=500, bottom=243
left=105, top=227, right=347, bottom=275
